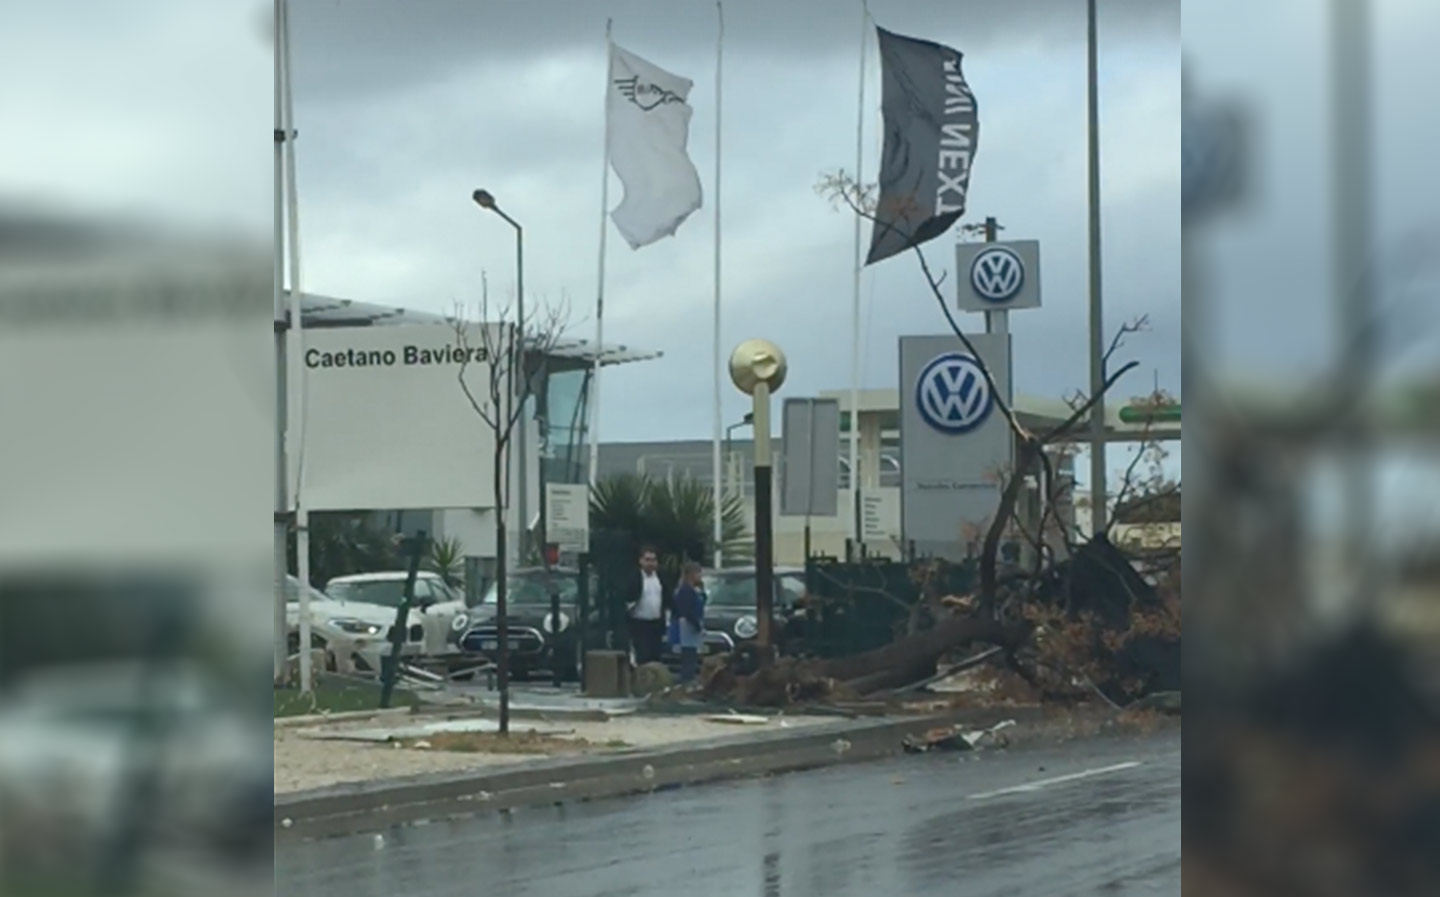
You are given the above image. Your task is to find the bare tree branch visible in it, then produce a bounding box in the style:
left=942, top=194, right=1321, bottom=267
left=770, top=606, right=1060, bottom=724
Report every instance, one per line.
left=816, top=169, right=1149, bottom=617
left=1102, top=314, right=1150, bottom=373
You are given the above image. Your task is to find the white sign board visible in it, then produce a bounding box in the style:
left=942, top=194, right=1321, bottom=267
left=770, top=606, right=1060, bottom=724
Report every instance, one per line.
left=861, top=492, right=900, bottom=543
left=899, top=333, right=1014, bottom=561
left=954, top=240, right=1042, bottom=313
left=296, top=323, right=501, bottom=512
left=545, top=483, right=590, bottom=551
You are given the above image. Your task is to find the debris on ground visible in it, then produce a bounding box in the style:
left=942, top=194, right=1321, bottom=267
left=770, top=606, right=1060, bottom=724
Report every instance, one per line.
left=928, top=662, right=1043, bottom=706
left=631, top=662, right=674, bottom=696
left=1126, top=690, right=1182, bottom=715
left=902, top=719, right=1016, bottom=753
left=702, top=712, right=772, bottom=725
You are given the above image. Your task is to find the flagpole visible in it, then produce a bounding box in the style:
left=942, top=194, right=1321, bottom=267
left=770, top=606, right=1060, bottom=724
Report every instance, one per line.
left=280, top=0, right=312, bottom=694
left=272, top=0, right=289, bottom=686
left=848, top=1, right=868, bottom=550
left=1085, top=0, right=1107, bottom=536
left=711, top=1, right=725, bottom=568
left=588, top=20, right=613, bottom=493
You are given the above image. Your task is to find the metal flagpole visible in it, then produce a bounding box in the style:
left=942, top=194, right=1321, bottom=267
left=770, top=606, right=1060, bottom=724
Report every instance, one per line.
left=588, top=20, right=614, bottom=493
left=848, top=1, right=867, bottom=549
left=280, top=0, right=313, bottom=694
left=272, top=0, right=289, bottom=685
left=1085, top=0, right=1108, bottom=537
left=711, top=2, right=725, bottom=568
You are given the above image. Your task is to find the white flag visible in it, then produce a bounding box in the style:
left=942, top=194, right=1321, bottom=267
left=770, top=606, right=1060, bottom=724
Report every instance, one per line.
left=607, top=43, right=703, bottom=249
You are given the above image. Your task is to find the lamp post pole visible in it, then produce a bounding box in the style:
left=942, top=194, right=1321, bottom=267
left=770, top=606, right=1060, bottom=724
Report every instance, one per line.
left=472, top=189, right=529, bottom=564
left=729, top=340, right=787, bottom=660
left=471, top=188, right=528, bottom=733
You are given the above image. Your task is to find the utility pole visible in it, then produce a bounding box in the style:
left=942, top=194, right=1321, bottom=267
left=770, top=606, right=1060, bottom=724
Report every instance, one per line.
left=1085, top=0, right=1109, bottom=536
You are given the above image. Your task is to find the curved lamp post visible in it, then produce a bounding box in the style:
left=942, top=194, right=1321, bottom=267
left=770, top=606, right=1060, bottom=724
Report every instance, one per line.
left=728, top=339, right=787, bottom=655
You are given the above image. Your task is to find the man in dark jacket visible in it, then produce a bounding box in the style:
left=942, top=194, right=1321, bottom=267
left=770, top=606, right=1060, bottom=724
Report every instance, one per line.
left=626, top=546, right=671, bottom=665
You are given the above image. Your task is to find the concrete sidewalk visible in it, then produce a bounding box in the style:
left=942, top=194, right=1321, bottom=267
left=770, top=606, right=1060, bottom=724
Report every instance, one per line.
left=275, top=705, right=1080, bottom=841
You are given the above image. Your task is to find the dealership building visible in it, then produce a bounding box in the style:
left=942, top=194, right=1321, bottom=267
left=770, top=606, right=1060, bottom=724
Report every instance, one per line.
left=292, top=292, right=657, bottom=576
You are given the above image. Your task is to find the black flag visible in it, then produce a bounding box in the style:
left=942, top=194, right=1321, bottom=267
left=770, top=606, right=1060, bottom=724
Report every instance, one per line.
left=866, top=27, right=980, bottom=266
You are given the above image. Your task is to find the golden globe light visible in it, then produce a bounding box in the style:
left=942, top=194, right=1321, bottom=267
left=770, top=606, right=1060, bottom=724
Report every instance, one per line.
left=728, top=339, right=787, bottom=396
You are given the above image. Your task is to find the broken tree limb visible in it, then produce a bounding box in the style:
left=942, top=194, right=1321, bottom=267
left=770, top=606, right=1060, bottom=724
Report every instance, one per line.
left=893, top=646, right=1004, bottom=695
left=825, top=614, right=1028, bottom=696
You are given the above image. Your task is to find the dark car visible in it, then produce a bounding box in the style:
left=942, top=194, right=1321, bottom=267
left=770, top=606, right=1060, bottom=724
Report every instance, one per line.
left=662, top=566, right=807, bottom=664
left=458, top=567, right=592, bottom=681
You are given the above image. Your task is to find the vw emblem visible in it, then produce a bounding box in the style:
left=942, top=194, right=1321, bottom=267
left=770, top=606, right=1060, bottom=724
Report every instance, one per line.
left=969, top=247, right=1025, bottom=303
left=915, top=352, right=993, bottom=434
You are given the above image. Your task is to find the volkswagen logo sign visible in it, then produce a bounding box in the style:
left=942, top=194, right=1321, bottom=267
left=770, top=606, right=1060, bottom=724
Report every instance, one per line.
left=916, top=352, right=993, bottom=434
left=969, top=246, right=1025, bottom=303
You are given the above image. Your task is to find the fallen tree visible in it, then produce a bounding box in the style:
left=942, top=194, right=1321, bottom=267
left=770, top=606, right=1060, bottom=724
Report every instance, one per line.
left=703, top=613, right=1031, bottom=707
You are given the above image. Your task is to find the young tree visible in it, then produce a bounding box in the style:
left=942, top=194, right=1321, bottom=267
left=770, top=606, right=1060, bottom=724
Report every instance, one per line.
left=451, top=273, right=571, bottom=733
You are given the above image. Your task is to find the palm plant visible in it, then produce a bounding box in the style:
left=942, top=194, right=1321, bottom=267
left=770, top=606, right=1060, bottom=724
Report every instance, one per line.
left=426, top=536, right=467, bottom=589
left=590, top=473, right=750, bottom=569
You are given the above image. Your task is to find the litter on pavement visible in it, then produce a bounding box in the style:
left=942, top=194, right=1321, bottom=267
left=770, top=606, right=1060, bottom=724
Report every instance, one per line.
left=902, top=719, right=1016, bottom=753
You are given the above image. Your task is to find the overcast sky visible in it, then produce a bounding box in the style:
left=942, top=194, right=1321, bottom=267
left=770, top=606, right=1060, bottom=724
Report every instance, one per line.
left=285, top=0, right=1182, bottom=452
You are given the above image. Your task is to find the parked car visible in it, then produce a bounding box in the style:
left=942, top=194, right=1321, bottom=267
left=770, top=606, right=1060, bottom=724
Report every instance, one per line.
left=283, top=575, right=416, bottom=672
left=458, top=567, right=592, bottom=681
left=323, top=571, right=467, bottom=661
left=662, top=566, right=808, bottom=664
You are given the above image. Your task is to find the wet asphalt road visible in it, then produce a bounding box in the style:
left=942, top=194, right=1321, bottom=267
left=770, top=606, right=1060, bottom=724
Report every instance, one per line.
left=276, top=730, right=1180, bottom=896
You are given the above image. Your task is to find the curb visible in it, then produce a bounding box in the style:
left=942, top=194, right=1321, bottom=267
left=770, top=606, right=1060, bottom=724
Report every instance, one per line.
left=273, top=707, right=415, bottom=730
left=275, top=705, right=1042, bottom=841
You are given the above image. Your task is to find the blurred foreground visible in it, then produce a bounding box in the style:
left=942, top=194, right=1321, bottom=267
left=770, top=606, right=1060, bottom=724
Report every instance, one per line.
left=1184, top=1, right=1440, bottom=894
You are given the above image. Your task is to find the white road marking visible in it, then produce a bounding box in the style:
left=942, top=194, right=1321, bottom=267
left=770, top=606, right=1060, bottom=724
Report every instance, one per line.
left=967, top=760, right=1143, bottom=800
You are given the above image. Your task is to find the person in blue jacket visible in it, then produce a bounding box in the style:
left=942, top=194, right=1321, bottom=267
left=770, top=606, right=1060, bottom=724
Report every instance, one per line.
left=670, top=561, right=707, bottom=685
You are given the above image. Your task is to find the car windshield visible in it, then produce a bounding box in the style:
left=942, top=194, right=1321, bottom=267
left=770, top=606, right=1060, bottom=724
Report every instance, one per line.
left=481, top=574, right=580, bottom=607
left=327, top=580, right=409, bottom=608
left=284, top=576, right=329, bottom=605
left=702, top=573, right=806, bottom=608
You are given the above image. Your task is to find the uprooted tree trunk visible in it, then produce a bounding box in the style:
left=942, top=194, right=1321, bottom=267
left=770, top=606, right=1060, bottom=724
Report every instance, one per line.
left=823, top=614, right=1027, bottom=694
left=705, top=614, right=1030, bottom=706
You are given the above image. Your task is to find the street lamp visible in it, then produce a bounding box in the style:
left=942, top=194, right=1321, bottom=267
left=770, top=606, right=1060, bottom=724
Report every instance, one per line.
left=470, top=187, right=528, bottom=733
left=470, top=188, right=530, bottom=562
left=728, top=339, right=787, bottom=658
left=723, top=412, right=754, bottom=511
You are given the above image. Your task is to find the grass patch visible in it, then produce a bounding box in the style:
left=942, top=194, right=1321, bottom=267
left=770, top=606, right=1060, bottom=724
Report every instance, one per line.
left=400, top=732, right=631, bottom=754
left=274, top=678, right=417, bottom=718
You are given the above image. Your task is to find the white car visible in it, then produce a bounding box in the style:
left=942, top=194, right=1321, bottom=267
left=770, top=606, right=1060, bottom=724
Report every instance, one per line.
left=322, top=571, right=471, bottom=661
left=284, top=575, right=423, bottom=673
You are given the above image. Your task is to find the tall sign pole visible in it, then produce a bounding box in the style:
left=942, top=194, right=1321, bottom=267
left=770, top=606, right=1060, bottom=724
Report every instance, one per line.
left=1085, top=0, right=1109, bottom=536
left=279, top=0, right=313, bottom=693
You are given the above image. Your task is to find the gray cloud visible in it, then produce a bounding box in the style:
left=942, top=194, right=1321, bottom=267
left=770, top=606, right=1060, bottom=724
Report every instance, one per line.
left=291, top=0, right=1177, bottom=101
